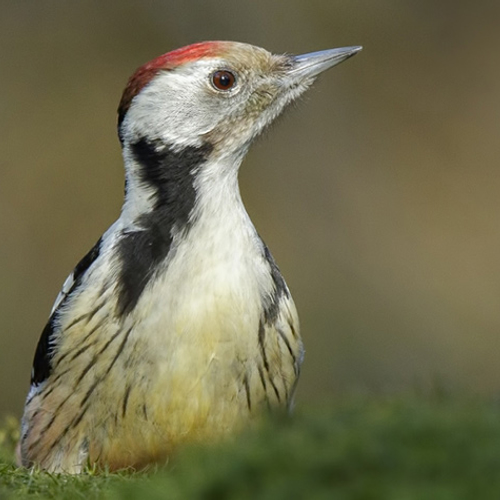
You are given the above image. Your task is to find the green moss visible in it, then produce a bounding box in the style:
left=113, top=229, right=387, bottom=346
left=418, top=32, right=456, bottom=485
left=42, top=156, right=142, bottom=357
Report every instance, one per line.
left=2, top=396, right=500, bottom=499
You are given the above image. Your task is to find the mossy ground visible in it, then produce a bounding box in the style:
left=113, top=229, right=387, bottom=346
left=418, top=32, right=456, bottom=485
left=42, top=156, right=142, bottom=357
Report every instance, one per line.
left=1, top=395, right=499, bottom=499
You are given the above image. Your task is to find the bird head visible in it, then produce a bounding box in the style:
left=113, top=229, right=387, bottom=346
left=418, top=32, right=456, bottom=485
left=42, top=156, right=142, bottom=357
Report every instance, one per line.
left=117, top=41, right=361, bottom=159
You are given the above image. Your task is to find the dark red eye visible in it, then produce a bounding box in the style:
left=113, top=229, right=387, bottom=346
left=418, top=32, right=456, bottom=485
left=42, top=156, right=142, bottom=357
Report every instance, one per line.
left=211, top=70, right=236, bottom=91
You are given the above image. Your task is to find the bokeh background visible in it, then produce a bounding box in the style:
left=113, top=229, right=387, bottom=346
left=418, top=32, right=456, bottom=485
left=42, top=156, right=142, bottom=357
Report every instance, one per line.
left=1, top=1, right=499, bottom=418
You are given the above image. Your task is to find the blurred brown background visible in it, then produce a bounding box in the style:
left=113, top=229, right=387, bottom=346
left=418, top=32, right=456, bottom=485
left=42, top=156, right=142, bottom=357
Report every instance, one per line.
left=1, top=1, right=499, bottom=417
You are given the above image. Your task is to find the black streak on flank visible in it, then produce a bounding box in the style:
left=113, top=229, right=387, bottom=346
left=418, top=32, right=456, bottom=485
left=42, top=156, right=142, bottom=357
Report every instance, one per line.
left=243, top=374, right=252, bottom=411
left=116, top=138, right=212, bottom=317
left=258, top=321, right=270, bottom=373
left=31, top=238, right=103, bottom=386
left=122, top=384, right=132, bottom=417
left=258, top=320, right=281, bottom=403
left=261, top=241, right=289, bottom=324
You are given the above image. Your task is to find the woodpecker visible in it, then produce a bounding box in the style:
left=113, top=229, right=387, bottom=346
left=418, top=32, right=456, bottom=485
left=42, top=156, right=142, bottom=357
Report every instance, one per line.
left=18, top=41, right=361, bottom=473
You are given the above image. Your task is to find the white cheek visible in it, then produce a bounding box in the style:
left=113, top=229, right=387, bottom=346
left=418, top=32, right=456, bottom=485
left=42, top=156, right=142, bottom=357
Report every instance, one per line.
left=122, top=72, right=221, bottom=147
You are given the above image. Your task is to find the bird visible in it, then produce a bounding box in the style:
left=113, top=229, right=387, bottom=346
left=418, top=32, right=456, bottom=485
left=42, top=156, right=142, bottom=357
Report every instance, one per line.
left=17, top=40, right=361, bottom=473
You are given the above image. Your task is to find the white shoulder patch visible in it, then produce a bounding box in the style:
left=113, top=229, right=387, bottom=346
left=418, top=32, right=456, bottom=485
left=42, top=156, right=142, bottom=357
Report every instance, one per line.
left=50, top=271, right=76, bottom=316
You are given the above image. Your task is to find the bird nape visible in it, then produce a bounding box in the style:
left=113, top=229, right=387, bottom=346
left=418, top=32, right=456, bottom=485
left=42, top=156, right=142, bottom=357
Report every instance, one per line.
left=18, top=41, right=361, bottom=473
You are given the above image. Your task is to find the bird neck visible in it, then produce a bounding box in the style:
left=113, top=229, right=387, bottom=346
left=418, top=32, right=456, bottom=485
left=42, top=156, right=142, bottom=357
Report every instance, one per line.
left=119, top=135, right=249, bottom=231
left=113, top=135, right=268, bottom=317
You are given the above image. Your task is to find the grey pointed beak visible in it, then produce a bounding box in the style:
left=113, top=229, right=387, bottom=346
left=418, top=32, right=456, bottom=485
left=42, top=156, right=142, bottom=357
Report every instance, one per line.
left=288, top=46, right=362, bottom=80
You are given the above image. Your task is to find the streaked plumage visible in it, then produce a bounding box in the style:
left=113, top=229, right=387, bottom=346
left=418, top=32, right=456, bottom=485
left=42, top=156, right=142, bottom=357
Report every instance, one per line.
left=18, top=41, right=361, bottom=472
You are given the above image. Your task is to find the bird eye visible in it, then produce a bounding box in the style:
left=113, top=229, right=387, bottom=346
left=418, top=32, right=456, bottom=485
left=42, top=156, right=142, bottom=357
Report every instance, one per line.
left=211, top=70, right=237, bottom=91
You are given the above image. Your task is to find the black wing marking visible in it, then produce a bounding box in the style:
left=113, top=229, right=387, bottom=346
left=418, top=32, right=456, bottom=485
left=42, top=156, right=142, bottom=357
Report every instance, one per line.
left=31, top=237, right=102, bottom=385
left=254, top=239, right=303, bottom=408
left=260, top=240, right=289, bottom=324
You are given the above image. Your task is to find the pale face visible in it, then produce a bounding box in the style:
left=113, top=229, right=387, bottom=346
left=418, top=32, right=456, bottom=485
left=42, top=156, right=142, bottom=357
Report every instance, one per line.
left=120, top=42, right=313, bottom=157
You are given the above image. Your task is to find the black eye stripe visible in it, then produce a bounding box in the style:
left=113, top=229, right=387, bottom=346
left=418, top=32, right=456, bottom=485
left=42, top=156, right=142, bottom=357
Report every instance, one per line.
left=211, top=70, right=237, bottom=91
